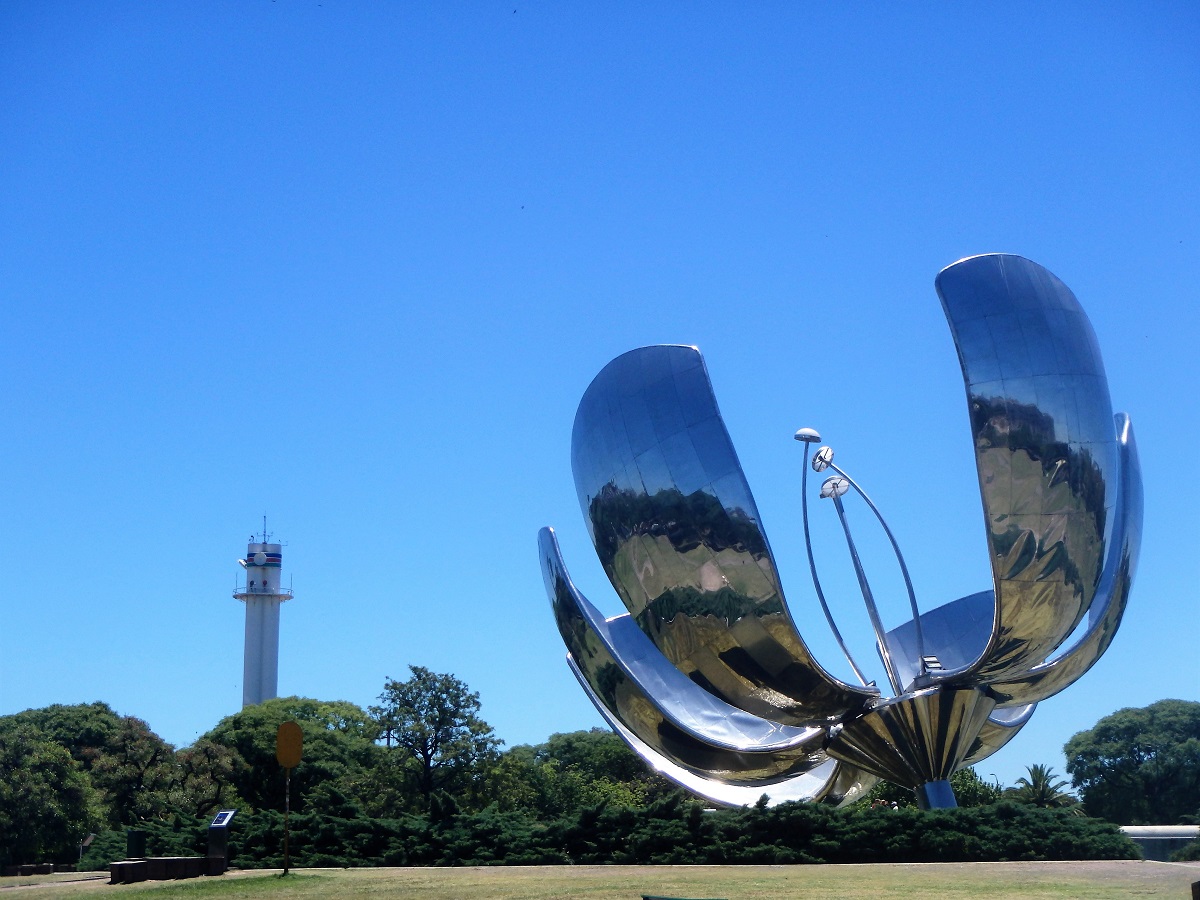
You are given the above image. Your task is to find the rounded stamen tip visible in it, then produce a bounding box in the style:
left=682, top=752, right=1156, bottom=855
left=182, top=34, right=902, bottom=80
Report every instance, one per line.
left=794, top=427, right=822, bottom=443
left=819, top=475, right=850, bottom=499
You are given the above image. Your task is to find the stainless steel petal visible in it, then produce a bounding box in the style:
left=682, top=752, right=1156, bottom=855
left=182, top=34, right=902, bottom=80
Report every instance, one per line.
left=935, top=254, right=1119, bottom=683
left=984, top=413, right=1141, bottom=705
left=961, top=703, right=1037, bottom=767
left=539, top=527, right=827, bottom=753
left=540, top=528, right=833, bottom=783
left=571, top=345, right=877, bottom=724
left=884, top=591, right=995, bottom=691
left=566, top=656, right=877, bottom=808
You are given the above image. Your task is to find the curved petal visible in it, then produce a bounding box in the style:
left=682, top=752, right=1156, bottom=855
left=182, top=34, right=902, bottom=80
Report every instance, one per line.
left=884, top=590, right=994, bottom=691
left=541, top=528, right=832, bottom=784
left=935, top=254, right=1120, bottom=682
left=540, top=527, right=825, bottom=753
left=983, top=413, right=1141, bottom=705
left=571, top=344, right=876, bottom=724
left=961, top=703, right=1037, bottom=767
left=565, top=656, right=877, bottom=808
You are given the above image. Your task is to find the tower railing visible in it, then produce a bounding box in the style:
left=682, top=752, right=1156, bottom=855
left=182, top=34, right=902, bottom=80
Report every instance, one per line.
left=233, top=585, right=294, bottom=598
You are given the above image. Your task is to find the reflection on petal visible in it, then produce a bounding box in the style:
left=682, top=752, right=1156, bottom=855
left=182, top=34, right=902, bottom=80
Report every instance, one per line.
left=984, top=413, right=1141, bottom=705
left=571, top=345, right=875, bottom=724
left=540, top=527, right=827, bottom=755
left=962, top=704, right=1036, bottom=766
left=567, top=657, right=877, bottom=808
left=543, top=255, right=1140, bottom=807
left=936, top=255, right=1120, bottom=682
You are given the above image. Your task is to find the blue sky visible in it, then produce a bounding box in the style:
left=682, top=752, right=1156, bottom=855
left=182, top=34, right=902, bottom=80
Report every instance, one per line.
left=1, top=2, right=1197, bottom=792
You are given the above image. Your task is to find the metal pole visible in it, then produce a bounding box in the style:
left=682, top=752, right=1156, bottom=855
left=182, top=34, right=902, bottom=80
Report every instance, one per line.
left=283, top=768, right=291, bottom=876
left=826, top=461, right=928, bottom=675
left=798, top=439, right=869, bottom=685
left=830, top=492, right=904, bottom=695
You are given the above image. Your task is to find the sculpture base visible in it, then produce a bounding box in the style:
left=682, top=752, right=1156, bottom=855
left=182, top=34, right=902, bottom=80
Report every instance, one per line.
left=825, top=686, right=996, bottom=792
left=915, top=779, right=957, bottom=809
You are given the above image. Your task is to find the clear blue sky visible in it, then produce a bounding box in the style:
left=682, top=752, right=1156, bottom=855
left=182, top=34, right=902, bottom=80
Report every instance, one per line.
left=1, top=2, right=1196, bottom=792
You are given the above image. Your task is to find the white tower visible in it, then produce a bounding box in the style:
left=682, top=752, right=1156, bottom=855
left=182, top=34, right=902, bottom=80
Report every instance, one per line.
left=234, top=523, right=293, bottom=707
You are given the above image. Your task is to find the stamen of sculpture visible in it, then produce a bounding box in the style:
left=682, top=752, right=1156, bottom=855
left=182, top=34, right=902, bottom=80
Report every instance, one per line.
left=799, top=436, right=928, bottom=693
left=538, top=253, right=1142, bottom=809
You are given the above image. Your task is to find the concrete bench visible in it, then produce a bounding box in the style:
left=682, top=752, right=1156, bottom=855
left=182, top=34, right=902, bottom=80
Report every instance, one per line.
left=109, top=860, right=148, bottom=884
left=110, top=857, right=206, bottom=883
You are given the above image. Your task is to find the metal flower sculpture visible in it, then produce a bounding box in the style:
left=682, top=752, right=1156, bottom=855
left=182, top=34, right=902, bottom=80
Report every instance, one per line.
left=538, top=254, right=1141, bottom=808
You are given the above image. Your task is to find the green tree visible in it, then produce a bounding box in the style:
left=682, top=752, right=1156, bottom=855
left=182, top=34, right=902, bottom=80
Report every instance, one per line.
left=1065, top=699, right=1200, bottom=824
left=0, top=727, right=104, bottom=866
left=0, top=702, right=122, bottom=767
left=489, top=729, right=677, bottom=816
left=0, top=703, right=182, bottom=827
left=170, top=738, right=245, bottom=818
left=1004, top=764, right=1079, bottom=810
left=537, top=729, right=649, bottom=783
left=88, top=716, right=178, bottom=824
left=201, top=697, right=378, bottom=814
left=370, top=667, right=501, bottom=812
left=948, top=767, right=1004, bottom=807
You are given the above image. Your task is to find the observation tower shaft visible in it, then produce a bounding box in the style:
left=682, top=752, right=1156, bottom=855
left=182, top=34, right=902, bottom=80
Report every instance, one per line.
left=234, top=527, right=293, bottom=707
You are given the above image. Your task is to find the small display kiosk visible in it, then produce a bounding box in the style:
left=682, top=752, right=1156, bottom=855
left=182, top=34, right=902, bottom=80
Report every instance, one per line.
left=206, top=810, right=237, bottom=875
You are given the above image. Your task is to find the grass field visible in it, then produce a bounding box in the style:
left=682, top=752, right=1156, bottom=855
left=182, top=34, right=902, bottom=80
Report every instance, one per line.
left=3, top=862, right=1198, bottom=899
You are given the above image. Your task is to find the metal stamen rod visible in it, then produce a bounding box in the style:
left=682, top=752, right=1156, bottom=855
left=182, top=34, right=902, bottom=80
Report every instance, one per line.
left=794, top=430, right=869, bottom=687
left=825, top=479, right=904, bottom=695
left=825, top=461, right=927, bottom=677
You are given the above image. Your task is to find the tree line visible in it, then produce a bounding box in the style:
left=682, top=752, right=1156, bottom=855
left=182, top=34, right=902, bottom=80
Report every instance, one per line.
left=0, top=666, right=675, bottom=867
left=3, top=668, right=1198, bottom=869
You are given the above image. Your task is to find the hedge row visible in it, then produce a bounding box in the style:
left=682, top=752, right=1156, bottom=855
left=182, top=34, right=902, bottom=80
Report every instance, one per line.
left=81, top=796, right=1138, bottom=869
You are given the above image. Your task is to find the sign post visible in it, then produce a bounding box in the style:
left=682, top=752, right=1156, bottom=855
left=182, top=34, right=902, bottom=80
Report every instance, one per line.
left=275, top=721, right=303, bottom=876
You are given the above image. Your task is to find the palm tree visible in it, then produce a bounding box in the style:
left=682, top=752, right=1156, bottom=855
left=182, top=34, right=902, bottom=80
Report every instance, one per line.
left=1005, top=764, right=1079, bottom=810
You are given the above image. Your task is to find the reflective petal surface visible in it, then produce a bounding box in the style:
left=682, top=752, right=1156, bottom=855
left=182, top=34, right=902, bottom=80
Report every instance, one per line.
left=984, top=413, right=1141, bottom=705
left=541, top=528, right=833, bottom=783
left=568, top=657, right=879, bottom=808
left=825, top=687, right=997, bottom=787
left=936, top=254, right=1121, bottom=683
left=542, top=254, right=1140, bottom=808
left=540, top=527, right=827, bottom=754
left=571, top=344, right=876, bottom=724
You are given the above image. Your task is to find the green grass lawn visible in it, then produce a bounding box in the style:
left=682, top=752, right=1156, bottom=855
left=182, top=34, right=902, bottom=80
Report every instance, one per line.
left=4, top=863, right=1198, bottom=899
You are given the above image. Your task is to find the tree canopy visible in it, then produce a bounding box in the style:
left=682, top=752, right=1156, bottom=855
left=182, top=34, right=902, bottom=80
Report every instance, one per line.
left=1003, top=764, right=1078, bottom=810
left=370, top=666, right=501, bottom=811
left=1065, top=698, right=1200, bottom=824
left=0, top=726, right=104, bottom=867
left=200, top=696, right=379, bottom=814
left=0, top=702, right=183, bottom=830
left=16, top=674, right=1174, bottom=869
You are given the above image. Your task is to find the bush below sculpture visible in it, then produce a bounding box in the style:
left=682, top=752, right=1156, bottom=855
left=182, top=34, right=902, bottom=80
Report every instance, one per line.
left=81, top=799, right=1137, bottom=868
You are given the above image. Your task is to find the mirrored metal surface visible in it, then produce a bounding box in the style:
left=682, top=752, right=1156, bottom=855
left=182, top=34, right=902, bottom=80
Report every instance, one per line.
left=825, top=687, right=997, bottom=787
left=962, top=703, right=1037, bottom=766
left=936, top=254, right=1122, bottom=683
left=542, top=528, right=836, bottom=785
left=984, top=412, right=1141, bottom=705
left=568, top=656, right=878, bottom=808
left=540, top=526, right=827, bottom=755
left=571, top=344, right=876, bottom=725
left=542, top=254, right=1140, bottom=808
left=885, top=591, right=994, bottom=691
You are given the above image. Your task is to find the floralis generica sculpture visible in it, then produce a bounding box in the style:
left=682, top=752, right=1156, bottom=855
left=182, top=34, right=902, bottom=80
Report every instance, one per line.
left=538, top=253, right=1141, bottom=809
